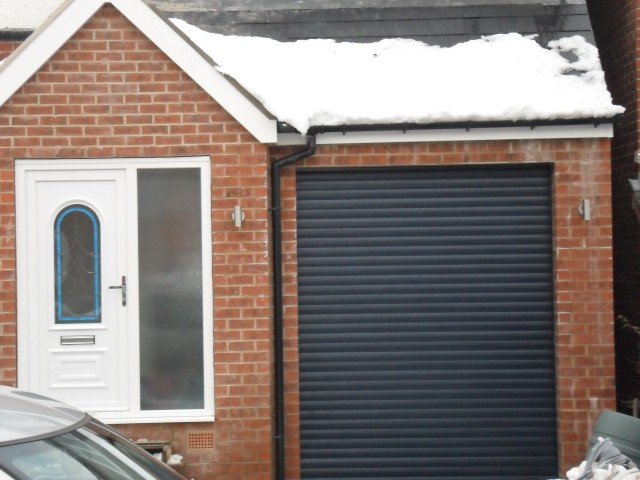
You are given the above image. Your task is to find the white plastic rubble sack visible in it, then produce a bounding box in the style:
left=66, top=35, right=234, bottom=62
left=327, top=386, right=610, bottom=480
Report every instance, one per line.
left=563, top=438, right=640, bottom=480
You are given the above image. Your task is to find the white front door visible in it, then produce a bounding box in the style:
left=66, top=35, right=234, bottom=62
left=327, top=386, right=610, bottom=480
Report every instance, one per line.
left=20, top=168, right=129, bottom=412
left=16, top=158, right=214, bottom=423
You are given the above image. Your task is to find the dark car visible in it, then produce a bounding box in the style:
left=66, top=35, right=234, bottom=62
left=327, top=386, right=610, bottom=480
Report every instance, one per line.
left=0, top=386, right=186, bottom=480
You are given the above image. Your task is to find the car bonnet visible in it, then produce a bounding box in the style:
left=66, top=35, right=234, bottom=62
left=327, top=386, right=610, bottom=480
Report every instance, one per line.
left=0, top=386, right=88, bottom=445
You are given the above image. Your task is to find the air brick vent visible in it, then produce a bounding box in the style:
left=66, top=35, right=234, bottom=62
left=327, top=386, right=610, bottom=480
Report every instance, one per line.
left=187, top=432, right=215, bottom=451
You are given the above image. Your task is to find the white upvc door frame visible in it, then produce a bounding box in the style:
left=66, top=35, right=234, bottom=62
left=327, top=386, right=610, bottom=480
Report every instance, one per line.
left=15, top=157, right=214, bottom=424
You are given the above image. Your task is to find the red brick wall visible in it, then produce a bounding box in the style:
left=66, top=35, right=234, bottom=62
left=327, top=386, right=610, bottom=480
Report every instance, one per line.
left=277, top=138, right=616, bottom=477
left=0, top=6, right=273, bottom=480
left=0, top=37, right=20, bottom=384
left=0, top=41, right=21, bottom=61
left=588, top=0, right=640, bottom=413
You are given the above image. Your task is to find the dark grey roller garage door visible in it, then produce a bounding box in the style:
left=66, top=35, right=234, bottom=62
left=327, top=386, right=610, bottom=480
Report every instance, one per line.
left=296, top=164, right=556, bottom=480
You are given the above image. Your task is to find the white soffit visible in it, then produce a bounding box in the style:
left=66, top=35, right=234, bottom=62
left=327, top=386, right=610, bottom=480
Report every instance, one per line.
left=0, top=0, right=277, bottom=144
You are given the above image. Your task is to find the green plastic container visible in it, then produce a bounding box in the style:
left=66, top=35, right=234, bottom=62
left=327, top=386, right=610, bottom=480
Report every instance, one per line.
left=590, top=410, right=640, bottom=466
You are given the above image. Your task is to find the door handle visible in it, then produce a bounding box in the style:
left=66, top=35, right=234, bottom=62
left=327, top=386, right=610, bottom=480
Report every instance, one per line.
left=108, top=276, right=127, bottom=306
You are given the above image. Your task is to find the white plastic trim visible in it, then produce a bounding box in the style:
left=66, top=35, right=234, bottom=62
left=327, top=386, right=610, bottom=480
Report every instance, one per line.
left=15, top=163, right=31, bottom=392
left=277, top=123, right=615, bottom=146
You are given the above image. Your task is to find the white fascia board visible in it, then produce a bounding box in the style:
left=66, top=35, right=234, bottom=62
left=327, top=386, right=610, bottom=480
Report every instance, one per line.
left=112, top=0, right=277, bottom=144
left=277, top=123, right=614, bottom=146
left=0, top=0, right=104, bottom=108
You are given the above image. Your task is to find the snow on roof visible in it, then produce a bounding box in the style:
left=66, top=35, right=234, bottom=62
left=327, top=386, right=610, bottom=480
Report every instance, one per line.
left=172, top=18, right=624, bottom=134
left=0, top=0, right=61, bottom=30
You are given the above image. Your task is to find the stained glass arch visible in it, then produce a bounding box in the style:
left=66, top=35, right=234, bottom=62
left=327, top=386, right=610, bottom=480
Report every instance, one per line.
left=54, top=204, right=101, bottom=323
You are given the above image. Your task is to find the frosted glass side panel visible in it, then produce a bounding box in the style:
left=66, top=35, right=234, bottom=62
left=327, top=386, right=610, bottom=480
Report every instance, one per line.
left=138, top=169, right=204, bottom=410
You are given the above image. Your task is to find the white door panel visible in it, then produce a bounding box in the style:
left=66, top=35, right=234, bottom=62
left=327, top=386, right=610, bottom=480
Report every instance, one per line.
left=26, top=170, right=128, bottom=411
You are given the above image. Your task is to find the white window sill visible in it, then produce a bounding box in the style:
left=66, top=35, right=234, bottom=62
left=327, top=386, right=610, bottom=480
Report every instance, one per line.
left=94, top=413, right=215, bottom=425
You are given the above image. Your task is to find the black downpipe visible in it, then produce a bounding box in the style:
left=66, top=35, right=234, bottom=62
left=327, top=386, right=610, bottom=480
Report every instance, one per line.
left=271, top=134, right=316, bottom=480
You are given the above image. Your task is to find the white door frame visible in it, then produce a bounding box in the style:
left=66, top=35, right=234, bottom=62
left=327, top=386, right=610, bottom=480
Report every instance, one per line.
left=15, top=157, right=214, bottom=423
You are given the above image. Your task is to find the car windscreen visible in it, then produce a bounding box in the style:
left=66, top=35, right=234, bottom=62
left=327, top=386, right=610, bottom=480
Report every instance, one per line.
left=0, top=420, right=182, bottom=480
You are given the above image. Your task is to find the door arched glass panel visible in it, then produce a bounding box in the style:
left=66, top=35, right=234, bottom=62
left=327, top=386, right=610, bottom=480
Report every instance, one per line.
left=54, top=205, right=101, bottom=323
